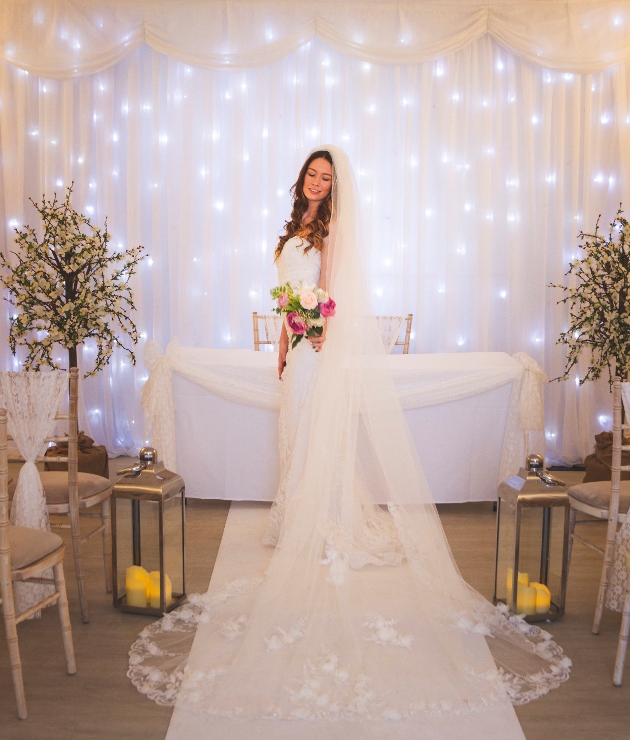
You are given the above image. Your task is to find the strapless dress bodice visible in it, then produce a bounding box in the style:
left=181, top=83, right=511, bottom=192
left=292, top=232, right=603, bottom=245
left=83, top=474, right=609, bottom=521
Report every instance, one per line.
left=276, top=235, right=322, bottom=287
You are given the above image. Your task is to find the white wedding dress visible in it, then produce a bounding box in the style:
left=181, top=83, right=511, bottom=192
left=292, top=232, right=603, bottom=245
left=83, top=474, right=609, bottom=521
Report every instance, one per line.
left=129, top=147, right=569, bottom=739
left=262, top=235, right=322, bottom=548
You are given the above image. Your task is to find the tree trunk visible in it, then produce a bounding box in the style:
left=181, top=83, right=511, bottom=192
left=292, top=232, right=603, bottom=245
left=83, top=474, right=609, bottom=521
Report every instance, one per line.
left=64, top=274, right=78, bottom=371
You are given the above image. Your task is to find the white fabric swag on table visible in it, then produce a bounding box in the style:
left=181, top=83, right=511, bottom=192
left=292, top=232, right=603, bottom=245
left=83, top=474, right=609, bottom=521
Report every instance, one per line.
left=0, top=370, right=68, bottom=616
left=142, top=338, right=548, bottom=481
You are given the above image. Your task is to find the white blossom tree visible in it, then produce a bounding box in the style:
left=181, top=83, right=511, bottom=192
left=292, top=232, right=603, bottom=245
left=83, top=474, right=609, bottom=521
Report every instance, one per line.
left=0, top=186, right=146, bottom=376
left=551, top=207, right=630, bottom=385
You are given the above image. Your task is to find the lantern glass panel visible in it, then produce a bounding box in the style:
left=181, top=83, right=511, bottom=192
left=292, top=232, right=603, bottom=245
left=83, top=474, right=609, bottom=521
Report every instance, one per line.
left=546, top=506, right=566, bottom=606
left=114, top=497, right=133, bottom=604
left=139, top=499, right=161, bottom=572
left=496, top=498, right=517, bottom=607
left=517, top=507, right=546, bottom=585
left=164, top=489, right=184, bottom=598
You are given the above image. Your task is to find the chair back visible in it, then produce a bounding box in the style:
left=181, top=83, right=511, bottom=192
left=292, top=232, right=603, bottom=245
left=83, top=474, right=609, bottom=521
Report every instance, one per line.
left=253, top=312, right=283, bottom=351
left=253, top=311, right=413, bottom=354
left=376, top=314, right=413, bottom=354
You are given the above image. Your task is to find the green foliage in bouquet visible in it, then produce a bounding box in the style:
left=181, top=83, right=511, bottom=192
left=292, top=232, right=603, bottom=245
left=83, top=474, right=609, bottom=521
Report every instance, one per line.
left=550, top=207, right=630, bottom=385
left=0, top=185, right=147, bottom=376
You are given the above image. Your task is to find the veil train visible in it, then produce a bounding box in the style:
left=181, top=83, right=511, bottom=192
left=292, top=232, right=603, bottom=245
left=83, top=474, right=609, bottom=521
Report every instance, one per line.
left=128, top=145, right=570, bottom=729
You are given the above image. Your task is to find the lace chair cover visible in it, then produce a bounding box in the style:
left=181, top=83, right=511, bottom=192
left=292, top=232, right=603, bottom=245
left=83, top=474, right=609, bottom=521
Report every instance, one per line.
left=0, top=371, right=68, bottom=616
left=376, top=316, right=406, bottom=354
left=607, top=383, right=630, bottom=611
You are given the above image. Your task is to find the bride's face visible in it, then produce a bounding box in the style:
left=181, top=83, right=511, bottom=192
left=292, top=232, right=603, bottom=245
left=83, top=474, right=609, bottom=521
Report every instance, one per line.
left=303, top=158, right=333, bottom=205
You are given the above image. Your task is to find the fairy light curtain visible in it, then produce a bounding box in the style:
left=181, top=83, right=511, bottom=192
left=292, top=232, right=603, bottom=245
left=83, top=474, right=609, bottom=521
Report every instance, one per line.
left=0, top=1, right=629, bottom=465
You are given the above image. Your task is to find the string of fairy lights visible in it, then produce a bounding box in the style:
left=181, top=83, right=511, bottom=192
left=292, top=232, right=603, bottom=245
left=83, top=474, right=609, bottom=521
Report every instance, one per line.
left=0, top=28, right=628, bottom=463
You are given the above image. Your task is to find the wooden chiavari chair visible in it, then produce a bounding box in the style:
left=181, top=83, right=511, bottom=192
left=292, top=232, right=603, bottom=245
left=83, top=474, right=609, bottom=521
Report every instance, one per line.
left=0, top=407, right=76, bottom=719
left=376, top=314, right=413, bottom=354
left=567, top=378, right=630, bottom=641
left=252, top=312, right=283, bottom=351
left=8, top=368, right=113, bottom=623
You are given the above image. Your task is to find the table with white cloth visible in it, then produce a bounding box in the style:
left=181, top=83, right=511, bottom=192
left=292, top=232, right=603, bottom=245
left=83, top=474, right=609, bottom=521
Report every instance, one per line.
left=142, top=340, right=547, bottom=504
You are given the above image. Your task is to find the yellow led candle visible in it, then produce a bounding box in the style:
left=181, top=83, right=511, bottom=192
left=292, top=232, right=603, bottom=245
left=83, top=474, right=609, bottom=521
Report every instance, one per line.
left=516, top=582, right=537, bottom=615
left=126, top=565, right=149, bottom=608
left=149, top=571, right=173, bottom=609
left=531, top=582, right=552, bottom=614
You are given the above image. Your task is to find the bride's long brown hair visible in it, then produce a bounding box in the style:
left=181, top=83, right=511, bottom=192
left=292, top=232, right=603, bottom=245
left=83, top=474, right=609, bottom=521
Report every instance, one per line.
left=275, top=150, right=333, bottom=261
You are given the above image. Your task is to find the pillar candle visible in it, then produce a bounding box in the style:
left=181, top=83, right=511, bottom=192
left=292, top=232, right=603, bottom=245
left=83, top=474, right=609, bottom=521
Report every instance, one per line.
left=516, top=583, right=537, bottom=615
left=149, top=571, right=173, bottom=609
left=126, top=565, right=149, bottom=608
left=531, top=582, right=552, bottom=614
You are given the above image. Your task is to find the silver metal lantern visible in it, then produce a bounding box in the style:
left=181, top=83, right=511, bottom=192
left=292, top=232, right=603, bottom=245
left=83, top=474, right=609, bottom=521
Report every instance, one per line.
left=112, top=447, right=186, bottom=615
left=494, top=454, right=570, bottom=622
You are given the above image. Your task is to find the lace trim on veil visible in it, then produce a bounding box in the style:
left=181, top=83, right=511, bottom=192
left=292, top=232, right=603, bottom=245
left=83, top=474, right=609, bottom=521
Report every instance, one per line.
left=128, top=573, right=570, bottom=715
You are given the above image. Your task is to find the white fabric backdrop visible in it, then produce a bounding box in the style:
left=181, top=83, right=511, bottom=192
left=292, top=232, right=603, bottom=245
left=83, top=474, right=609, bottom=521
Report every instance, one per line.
left=3, top=1, right=630, bottom=75
left=1, top=14, right=628, bottom=465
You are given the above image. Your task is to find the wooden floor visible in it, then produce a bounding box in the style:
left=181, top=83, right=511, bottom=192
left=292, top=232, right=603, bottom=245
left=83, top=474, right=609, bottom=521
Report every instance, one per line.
left=1, top=467, right=629, bottom=738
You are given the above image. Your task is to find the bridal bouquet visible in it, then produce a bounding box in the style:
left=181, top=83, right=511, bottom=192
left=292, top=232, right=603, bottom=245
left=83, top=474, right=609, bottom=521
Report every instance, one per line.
left=271, top=282, right=336, bottom=349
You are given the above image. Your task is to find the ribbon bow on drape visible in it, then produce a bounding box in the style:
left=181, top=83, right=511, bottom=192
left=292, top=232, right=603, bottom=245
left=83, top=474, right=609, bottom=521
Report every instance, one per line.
left=0, top=370, right=67, bottom=616
left=142, top=338, right=178, bottom=473
left=512, top=352, right=548, bottom=432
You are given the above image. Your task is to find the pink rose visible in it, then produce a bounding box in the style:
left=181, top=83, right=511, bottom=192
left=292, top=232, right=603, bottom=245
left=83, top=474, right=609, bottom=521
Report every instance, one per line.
left=319, top=298, right=336, bottom=318
left=299, top=290, right=318, bottom=310
left=286, top=311, right=307, bottom=335
left=277, top=293, right=289, bottom=308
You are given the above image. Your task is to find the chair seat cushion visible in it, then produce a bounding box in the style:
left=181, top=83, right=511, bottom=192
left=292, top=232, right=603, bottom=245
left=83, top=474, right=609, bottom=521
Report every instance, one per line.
left=9, top=526, right=63, bottom=570
left=568, top=480, right=630, bottom=514
left=39, top=471, right=111, bottom=505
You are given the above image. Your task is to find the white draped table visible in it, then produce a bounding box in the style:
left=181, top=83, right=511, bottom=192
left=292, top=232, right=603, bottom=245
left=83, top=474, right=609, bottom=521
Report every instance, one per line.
left=142, top=340, right=547, bottom=504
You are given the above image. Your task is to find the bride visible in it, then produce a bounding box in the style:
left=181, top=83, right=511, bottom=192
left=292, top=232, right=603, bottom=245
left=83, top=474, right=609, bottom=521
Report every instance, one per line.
left=129, top=146, right=570, bottom=738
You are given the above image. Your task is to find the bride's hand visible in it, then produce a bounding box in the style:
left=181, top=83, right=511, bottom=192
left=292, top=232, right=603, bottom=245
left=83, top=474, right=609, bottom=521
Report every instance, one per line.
left=278, top=346, right=288, bottom=379
left=308, top=323, right=327, bottom=352
left=278, top=324, right=289, bottom=378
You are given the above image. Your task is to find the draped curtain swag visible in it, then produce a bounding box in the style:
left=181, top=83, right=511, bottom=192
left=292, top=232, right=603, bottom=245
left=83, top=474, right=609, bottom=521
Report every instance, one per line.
left=3, top=1, right=630, bottom=77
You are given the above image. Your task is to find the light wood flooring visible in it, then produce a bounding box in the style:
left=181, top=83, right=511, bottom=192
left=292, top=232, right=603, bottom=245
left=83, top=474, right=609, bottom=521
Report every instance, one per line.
left=1, top=465, right=629, bottom=738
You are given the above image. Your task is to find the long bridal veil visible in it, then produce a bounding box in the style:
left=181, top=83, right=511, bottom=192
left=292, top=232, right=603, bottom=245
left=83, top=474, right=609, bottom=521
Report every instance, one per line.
left=129, top=145, right=569, bottom=720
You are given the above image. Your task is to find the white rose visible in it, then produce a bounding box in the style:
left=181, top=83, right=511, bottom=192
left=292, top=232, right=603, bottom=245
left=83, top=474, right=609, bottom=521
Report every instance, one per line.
left=299, top=290, right=318, bottom=311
